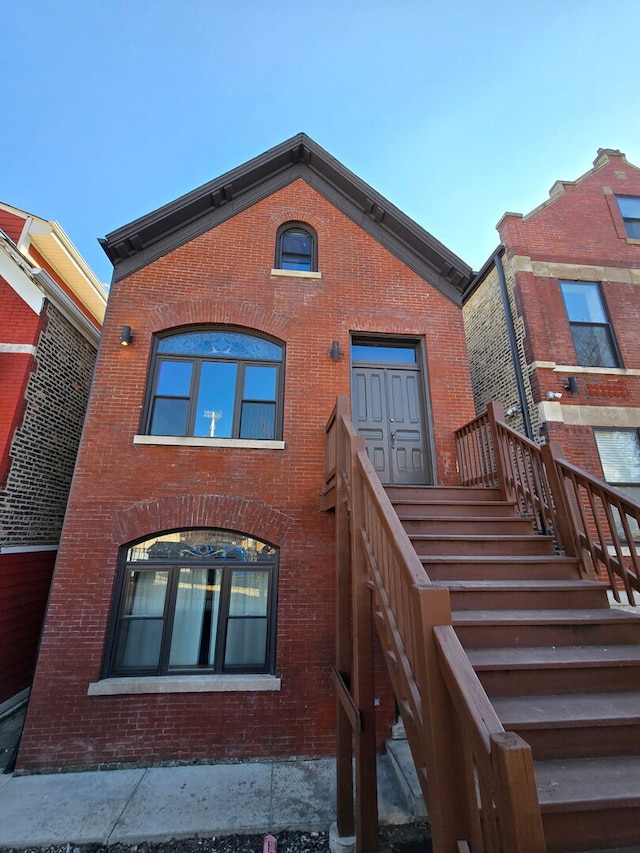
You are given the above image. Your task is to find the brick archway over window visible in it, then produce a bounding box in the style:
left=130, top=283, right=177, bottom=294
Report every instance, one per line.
left=113, top=494, right=294, bottom=547
left=148, top=300, right=299, bottom=343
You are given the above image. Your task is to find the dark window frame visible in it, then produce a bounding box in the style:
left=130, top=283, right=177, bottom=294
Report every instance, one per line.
left=103, top=529, right=279, bottom=678
left=615, top=195, right=640, bottom=239
left=559, top=280, right=622, bottom=368
left=275, top=222, right=317, bottom=272
left=143, top=327, right=285, bottom=440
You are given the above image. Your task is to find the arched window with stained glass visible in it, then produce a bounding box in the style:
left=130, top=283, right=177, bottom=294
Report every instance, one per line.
left=146, top=329, right=284, bottom=440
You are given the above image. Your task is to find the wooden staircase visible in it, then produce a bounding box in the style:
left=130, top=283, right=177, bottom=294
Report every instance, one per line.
left=386, top=483, right=640, bottom=853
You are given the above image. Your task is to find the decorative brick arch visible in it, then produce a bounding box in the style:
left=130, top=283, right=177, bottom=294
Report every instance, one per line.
left=113, top=493, right=294, bottom=548
left=147, top=300, right=298, bottom=342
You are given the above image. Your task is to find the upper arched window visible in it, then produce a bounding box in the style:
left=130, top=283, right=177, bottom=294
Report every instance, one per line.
left=275, top=223, right=317, bottom=272
left=146, top=329, right=284, bottom=440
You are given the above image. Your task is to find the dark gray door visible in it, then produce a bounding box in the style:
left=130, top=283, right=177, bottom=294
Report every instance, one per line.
left=351, top=342, right=430, bottom=485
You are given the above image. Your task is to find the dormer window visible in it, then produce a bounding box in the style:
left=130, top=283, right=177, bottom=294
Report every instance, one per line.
left=275, top=223, right=317, bottom=272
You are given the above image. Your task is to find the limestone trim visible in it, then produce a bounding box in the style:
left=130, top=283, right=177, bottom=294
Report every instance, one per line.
left=133, top=435, right=286, bottom=450
left=270, top=268, right=323, bottom=280
left=539, top=402, right=640, bottom=428
left=531, top=362, right=640, bottom=377
left=511, top=255, right=640, bottom=285
left=0, top=343, right=37, bottom=355
left=87, top=675, right=282, bottom=696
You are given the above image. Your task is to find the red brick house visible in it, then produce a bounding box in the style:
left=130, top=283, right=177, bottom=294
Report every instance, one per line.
left=0, top=203, right=106, bottom=716
left=17, top=134, right=476, bottom=771
left=463, top=149, right=640, bottom=507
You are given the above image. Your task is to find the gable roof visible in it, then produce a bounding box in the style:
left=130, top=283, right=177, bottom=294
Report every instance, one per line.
left=100, top=133, right=472, bottom=304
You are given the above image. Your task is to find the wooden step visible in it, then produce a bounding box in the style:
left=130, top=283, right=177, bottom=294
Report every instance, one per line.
left=436, top=579, right=608, bottom=611
left=422, top=555, right=582, bottom=582
left=399, top=515, right=535, bottom=535
left=410, top=533, right=556, bottom=557
left=468, top=645, right=640, bottom=695
left=384, top=485, right=503, bottom=502
left=453, top=608, right=640, bottom=648
left=492, top=692, right=640, bottom=759
left=389, top=499, right=520, bottom=517
left=535, top=755, right=640, bottom=851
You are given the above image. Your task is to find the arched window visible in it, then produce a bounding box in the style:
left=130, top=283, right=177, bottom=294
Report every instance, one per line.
left=146, top=329, right=284, bottom=439
left=275, top=223, right=317, bottom=272
left=106, top=529, right=278, bottom=676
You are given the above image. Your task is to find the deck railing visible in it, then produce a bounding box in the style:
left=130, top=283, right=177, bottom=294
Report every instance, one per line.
left=326, top=396, right=545, bottom=853
left=455, top=401, right=640, bottom=605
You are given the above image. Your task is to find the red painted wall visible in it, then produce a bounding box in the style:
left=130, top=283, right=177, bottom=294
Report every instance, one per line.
left=0, top=279, right=41, bottom=485
left=0, top=209, right=26, bottom=243
left=0, top=550, right=56, bottom=705
left=19, top=179, right=476, bottom=770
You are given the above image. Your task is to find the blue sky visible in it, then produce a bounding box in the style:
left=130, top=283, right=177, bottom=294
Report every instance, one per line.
left=3, top=1, right=640, bottom=284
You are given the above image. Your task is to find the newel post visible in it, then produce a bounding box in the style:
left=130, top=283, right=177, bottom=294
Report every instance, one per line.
left=486, top=401, right=513, bottom=502
left=540, top=442, right=582, bottom=563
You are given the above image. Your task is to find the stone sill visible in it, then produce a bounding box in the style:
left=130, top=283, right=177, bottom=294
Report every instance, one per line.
left=88, top=675, right=282, bottom=696
left=270, top=268, right=322, bottom=279
left=133, top=435, right=285, bottom=450
left=531, top=362, right=640, bottom=377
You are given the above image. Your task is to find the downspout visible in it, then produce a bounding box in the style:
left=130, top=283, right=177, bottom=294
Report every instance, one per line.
left=493, top=248, right=534, bottom=440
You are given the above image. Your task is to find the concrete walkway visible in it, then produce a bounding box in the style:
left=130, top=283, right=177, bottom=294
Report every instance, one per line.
left=0, top=756, right=416, bottom=848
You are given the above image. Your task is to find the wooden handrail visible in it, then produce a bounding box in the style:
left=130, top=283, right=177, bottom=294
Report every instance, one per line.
left=327, top=396, right=546, bottom=852
left=455, top=402, right=640, bottom=605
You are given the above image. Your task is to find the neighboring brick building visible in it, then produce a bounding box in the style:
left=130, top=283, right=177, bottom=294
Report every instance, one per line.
left=0, top=204, right=107, bottom=715
left=463, top=149, right=640, bottom=503
left=18, top=134, right=476, bottom=771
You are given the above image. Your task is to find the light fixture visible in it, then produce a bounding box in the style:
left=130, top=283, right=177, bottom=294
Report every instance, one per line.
left=546, top=390, right=563, bottom=400
left=121, top=325, right=133, bottom=346
left=330, top=341, right=343, bottom=360
left=564, top=376, right=578, bottom=394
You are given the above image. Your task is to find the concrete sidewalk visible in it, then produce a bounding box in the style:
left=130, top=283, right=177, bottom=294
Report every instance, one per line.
left=0, top=756, right=416, bottom=848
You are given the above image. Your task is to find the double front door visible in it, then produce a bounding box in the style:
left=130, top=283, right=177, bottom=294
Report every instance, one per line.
left=351, top=340, right=431, bottom=485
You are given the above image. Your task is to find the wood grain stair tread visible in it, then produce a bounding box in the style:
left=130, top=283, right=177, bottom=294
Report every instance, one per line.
left=493, top=692, right=640, bottom=727
left=421, top=555, right=580, bottom=564
left=409, top=533, right=554, bottom=541
left=467, top=645, right=640, bottom=669
left=436, top=579, right=604, bottom=591
left=534, top=755, right=640, bottom=809
left=453, top=608, right=640, bottom=624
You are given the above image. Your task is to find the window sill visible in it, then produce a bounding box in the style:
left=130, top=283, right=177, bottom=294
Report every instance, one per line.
left=133, top=435, right=285, bottom=449
left=531, top=362, right=640, bottom=377
left=87, top=674, right=282, bottom=696
left=270, top=268, right=322, bottom=280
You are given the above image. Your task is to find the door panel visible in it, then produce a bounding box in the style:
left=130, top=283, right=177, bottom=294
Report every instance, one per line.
left=351, top=358, right=430, bottom=485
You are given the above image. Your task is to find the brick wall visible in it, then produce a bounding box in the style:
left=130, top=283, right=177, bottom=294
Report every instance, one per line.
left=19, top=178, right=476, bottom=770
left=0, top=300, right=97, bottom=547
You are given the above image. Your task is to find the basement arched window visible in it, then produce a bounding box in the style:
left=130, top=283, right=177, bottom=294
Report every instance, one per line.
left=106, top=529, right=278, bottom=677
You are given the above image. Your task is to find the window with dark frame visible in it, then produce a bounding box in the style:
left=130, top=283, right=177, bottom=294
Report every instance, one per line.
left=616, top=196, right=640, bottom=239
left=275, top=223, right=317, bottom=271
left=594, top=429, right=640, bottom=542
left=147, top=330, right=284, bottom=440
left=106, top=529, right=278, bottom=677
left=559, top=281, right=621, bottom=368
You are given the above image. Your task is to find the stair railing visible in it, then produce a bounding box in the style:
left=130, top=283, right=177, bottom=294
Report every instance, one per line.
left=455, top=401, right=640, bottom=605
left=326, top=396, right=546, bottom=853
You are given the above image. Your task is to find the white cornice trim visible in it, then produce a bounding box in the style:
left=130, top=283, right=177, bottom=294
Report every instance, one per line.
left=32, top=269, right=100, bottom=346
left=0, top=343, right=37, bottom=355
left=0, top=241, right=43, bottom=314
left=0, top=544, right=58, bottom=554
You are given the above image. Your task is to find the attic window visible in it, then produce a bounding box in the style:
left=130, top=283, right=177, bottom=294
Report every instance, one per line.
left=275, top=223, right=317, bottom=272
left=616, top=196, right=640, bottom=239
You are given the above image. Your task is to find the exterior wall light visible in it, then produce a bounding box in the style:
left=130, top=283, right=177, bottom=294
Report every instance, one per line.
left=564, top=376, right=578, bottom=394
left=546, top=391, right=563, bottom=400
left=330, top=341, right=343, bottom=360
left=121, top=326, right=133, bottom=346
